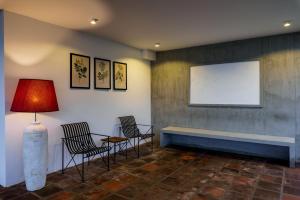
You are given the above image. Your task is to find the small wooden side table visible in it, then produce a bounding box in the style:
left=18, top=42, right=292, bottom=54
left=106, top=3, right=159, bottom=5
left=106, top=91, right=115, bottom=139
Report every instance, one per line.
left=101, top=137, right=128, bottom=163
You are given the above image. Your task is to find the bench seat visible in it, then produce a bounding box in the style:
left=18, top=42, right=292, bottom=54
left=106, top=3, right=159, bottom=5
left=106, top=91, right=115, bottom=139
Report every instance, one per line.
left=160, top=126, right=295, bottom=167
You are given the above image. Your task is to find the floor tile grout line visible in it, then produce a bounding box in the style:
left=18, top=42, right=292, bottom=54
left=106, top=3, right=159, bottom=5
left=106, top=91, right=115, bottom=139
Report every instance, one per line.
left=136, top=151, right=206, bottom=197
left=219, top=159, right=236, bottom=200
left=49, top=149, right=154, bottom=199
left=88, top=148, right=171, bottom=199
left=2, top=147, right=298, bottom=200
left=220, top=159, right=270, bottom=200
left=280, top=167, right=285, bottom=200
left=31, top=192, right=42, bottom=199
left=136, top=152, right=199, bottom=195
left=115, top=148, right=194, bottom=199
left=250, top=163, right=263, bottom=200
left=105, top=192, right=132, bottom=200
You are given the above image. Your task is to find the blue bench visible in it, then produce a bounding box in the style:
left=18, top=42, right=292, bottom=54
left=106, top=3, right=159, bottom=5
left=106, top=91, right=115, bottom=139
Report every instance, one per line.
left=160, top=126, right=296, bottom=167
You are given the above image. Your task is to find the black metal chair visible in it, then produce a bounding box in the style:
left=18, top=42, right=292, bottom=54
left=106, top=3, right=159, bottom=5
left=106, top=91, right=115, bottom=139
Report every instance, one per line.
left=118, top=116, right=154, bottom=158
left=61, top=122, right=111, bottom=182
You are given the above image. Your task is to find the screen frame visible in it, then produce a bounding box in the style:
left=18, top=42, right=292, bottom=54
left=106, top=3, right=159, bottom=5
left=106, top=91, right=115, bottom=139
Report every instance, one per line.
left=188, top=61, right=263, bottom=108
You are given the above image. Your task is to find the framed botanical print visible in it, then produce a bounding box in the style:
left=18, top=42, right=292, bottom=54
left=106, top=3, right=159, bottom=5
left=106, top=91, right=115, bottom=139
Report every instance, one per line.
left=94, top=58, right=111, bottom=89
left=70, top=53, right=90, bottom=89
left=113, top=62, right=127, bottom=90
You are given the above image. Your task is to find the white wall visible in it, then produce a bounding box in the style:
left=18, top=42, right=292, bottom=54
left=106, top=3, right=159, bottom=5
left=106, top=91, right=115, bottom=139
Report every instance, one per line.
left=3, top=11, right=151, bottom=186
left=0, top=10, right=6, bottom=187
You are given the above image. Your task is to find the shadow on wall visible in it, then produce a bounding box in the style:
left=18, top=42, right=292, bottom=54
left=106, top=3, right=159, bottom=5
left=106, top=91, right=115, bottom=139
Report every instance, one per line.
left=155, top=33, right=300, bottom=66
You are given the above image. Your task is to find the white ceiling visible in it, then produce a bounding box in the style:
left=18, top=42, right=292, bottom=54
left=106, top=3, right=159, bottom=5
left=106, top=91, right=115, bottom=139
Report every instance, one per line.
left=1, top=0, right=300, bottom=51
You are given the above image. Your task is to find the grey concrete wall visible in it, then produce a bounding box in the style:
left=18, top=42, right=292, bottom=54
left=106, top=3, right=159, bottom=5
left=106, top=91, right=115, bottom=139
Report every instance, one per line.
left=151, top=32, right=300, bottom=161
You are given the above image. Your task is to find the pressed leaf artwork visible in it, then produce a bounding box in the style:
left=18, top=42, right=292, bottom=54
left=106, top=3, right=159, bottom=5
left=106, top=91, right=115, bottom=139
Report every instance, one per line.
left=97, top=61, right=109, bottom=81
left=113, top=62, right=127, bottom=90
left=115, top=65, right=124, bottom=82
left=94, top=58, right=111, bottom=89
left=70, top=53, right=90, bottom=89
left=74, top=58, right=88, bottom=81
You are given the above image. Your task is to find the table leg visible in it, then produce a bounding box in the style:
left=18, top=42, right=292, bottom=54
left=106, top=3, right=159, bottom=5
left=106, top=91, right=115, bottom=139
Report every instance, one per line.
left=126, top=141, right=128, bottom=160
left=114, top=143, right=116, bottom=163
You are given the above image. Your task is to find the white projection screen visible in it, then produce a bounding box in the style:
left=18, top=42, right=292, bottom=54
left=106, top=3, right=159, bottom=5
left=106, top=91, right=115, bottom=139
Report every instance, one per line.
left=189, top=61, right=261, bottom=107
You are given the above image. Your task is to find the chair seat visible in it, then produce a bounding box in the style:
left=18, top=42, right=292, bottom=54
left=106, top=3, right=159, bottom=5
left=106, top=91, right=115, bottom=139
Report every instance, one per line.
left=128, top=133, right=154, bottom=139
left=140, top=133, right=155, bottom=139
left=75, top=146, right=111, bottom=157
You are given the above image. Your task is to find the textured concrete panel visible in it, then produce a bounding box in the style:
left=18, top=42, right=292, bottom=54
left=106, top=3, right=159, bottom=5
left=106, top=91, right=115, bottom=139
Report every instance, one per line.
left=152, top=32, right=300, bottom=160
left=294, top=33, right=300, bottom=160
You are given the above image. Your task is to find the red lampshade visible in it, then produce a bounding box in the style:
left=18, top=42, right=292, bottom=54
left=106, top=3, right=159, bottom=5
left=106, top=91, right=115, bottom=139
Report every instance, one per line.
left=11, top=79, right=59, bottom=113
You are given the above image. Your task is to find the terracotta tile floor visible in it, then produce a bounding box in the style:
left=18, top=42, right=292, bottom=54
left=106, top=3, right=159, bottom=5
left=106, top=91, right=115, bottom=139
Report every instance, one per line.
left=1, top=145, right=300, bottom=200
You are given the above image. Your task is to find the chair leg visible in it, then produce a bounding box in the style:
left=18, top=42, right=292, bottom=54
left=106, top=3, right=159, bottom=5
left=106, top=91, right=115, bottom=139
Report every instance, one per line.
left=61, top=140, right=64, bottom=174
left=126, top=141, right=128, bottom=160
left=82, top=154, right=85, bottom=182
left=114, top=143, right=116, bottom=164
left=107, top=150, right=110, bottom=171
left=151, top=135, right=154, bottom=152
left=138, top=137, right=140, bottom=158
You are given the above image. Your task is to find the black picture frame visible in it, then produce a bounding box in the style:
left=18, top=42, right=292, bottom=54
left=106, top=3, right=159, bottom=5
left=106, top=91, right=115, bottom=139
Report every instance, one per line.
left=94, top=58, right=111, bottom=89
left=70, top=53, right=90, bottom=89
left=113, top=61, right=127, bottom=90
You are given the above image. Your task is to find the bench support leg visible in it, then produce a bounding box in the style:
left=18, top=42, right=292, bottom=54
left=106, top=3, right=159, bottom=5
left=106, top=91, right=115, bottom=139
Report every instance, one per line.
left=289, top=145, right=296, bottom=168
left=160, top=132, right=171, bottom=147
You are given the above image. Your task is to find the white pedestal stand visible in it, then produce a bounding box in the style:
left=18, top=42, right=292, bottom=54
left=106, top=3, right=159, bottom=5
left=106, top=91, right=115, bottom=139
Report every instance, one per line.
left=23, top=121, right=48, bottom=191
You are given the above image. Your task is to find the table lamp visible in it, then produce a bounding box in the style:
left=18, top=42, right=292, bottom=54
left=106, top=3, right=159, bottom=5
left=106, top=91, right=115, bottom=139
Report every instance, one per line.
left=10, top=79, right=59, bottom=191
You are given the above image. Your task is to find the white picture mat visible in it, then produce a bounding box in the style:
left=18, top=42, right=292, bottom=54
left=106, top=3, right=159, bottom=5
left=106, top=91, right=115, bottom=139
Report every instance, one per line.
left=190, top=61, right=260, bottom=106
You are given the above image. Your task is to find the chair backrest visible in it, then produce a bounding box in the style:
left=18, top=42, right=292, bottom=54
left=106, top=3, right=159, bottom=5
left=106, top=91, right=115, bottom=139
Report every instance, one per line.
left=61, top=122, right=96, bottom=154
left=119, top=116, right=139, bottom=138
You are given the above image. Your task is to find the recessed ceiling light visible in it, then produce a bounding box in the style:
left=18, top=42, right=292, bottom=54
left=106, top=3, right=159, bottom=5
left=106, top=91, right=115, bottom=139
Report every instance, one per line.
left=90, top=18, right=99, bottom=25
left=155, top=43, right=160, bottom=48
left=283, top=21, right=292, bottom=28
